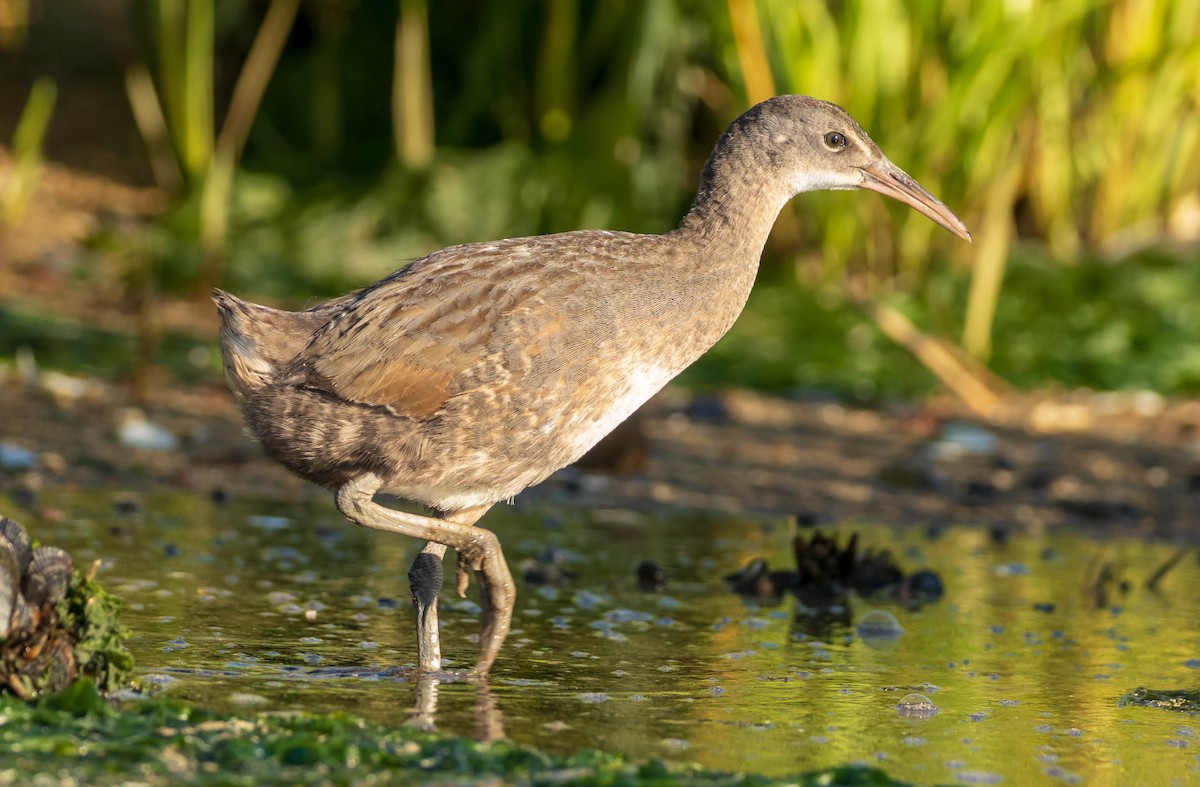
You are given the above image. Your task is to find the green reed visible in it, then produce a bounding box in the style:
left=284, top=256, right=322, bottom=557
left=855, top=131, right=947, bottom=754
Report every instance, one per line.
left=716, top=0, right=1200, bottom=358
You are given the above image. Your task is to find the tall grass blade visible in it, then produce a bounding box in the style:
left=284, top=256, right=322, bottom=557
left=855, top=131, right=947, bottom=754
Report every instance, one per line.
left=725, top=0, right=776, bottom=104
left=182, top=0, right=214, bottom=179
left=393, top=0, right=435, bottom=166
left=124, top=64, right=184, bottom=193
left=0, top=77, right=56, bottom=224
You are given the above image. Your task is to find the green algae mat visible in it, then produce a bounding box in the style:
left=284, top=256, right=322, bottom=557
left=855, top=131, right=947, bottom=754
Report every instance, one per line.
left=0, top=680, right=902, bottom=786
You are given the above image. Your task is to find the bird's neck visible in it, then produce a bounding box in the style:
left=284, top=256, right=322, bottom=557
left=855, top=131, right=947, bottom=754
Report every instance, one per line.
left=671, top=146, right=794, bottom=273
left=654, top=153, right=796, bottom=354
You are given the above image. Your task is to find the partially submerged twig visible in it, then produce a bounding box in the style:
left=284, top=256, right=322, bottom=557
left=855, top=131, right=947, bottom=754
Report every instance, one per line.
left=1146, top=546, right=1191, bottom=592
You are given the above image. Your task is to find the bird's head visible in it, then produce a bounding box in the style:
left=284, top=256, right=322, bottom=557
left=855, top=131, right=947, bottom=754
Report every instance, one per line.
left=731, top=95, right=972, bottom=242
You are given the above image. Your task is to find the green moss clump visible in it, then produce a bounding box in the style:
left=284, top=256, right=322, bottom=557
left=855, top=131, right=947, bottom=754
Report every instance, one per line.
left=56, top=569, right=134, bottom=694
left=1, top=567, right=133, bottom=699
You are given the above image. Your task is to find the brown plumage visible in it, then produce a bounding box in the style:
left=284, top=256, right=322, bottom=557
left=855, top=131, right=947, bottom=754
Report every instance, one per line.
left=215, top=95, right=970, bottom=676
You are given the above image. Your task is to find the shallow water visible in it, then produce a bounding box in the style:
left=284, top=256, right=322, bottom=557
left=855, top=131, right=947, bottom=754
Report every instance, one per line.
left=12, top=488, right=1200, bottom=784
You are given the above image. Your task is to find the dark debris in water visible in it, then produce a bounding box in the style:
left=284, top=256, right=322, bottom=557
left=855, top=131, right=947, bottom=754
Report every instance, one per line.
left=1119, top=687, right=1200, bottom=714
left=636, top=559, right=668, bottom=591
left=0, top=515, right=132, bottom=699
left=0, top=679, right=911, bottom=785
left=726, top=521, right=942, bottom=607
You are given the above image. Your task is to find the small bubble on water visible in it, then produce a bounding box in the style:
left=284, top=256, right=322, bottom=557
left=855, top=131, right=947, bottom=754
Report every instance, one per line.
left=896, top=693, right=940, bottom=718
left=578, top=692, right=608, bottom=704
left=857, top=609, right=904, bottom=648
left=661, top=738, right=689, bottom=751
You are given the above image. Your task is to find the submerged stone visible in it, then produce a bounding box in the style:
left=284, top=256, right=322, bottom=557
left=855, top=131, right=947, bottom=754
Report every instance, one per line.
left=1120, top=688, right=1200, bottom=714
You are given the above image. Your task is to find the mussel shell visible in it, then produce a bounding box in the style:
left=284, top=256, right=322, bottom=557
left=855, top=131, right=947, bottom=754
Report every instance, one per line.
left=8, top=593, right=35, bottom=632
left=15, top=632, right=77, bottom=697
left=23, top=546, right=73, bottom=608
left=0, top=517, right=32, bottom=576
left=0, top=540, right=18, bottom=638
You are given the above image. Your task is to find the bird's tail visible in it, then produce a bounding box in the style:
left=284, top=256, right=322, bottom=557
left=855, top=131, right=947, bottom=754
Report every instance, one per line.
left=212, top=289, right=305, bottom=401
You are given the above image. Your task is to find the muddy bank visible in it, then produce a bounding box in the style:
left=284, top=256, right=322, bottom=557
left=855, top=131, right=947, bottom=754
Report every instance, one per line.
left=4, top=368, right=1200, bottom=544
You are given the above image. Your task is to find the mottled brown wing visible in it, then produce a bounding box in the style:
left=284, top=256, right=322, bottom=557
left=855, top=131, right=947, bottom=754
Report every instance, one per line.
left=295, top=258, right=547, bottom=419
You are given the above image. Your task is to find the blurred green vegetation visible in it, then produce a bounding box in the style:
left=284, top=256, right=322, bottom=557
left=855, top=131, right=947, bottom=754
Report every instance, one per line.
left=684, top=245, right=1200, bottom=398
left=6, top=0, right=1200, bottom=396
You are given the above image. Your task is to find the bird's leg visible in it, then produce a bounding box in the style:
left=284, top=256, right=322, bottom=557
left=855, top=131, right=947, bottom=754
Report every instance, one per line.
left=336, top=474, right=515, bottom=675
left=472, top=551, right=513, bottom=676
left=409, top=506, right=490, bottom=671
left=408, top=541, right=447, bottom=672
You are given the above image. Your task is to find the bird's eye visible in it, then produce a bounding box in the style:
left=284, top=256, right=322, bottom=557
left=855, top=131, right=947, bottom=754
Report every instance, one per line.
left=823, top=131, right=848, bottom=150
